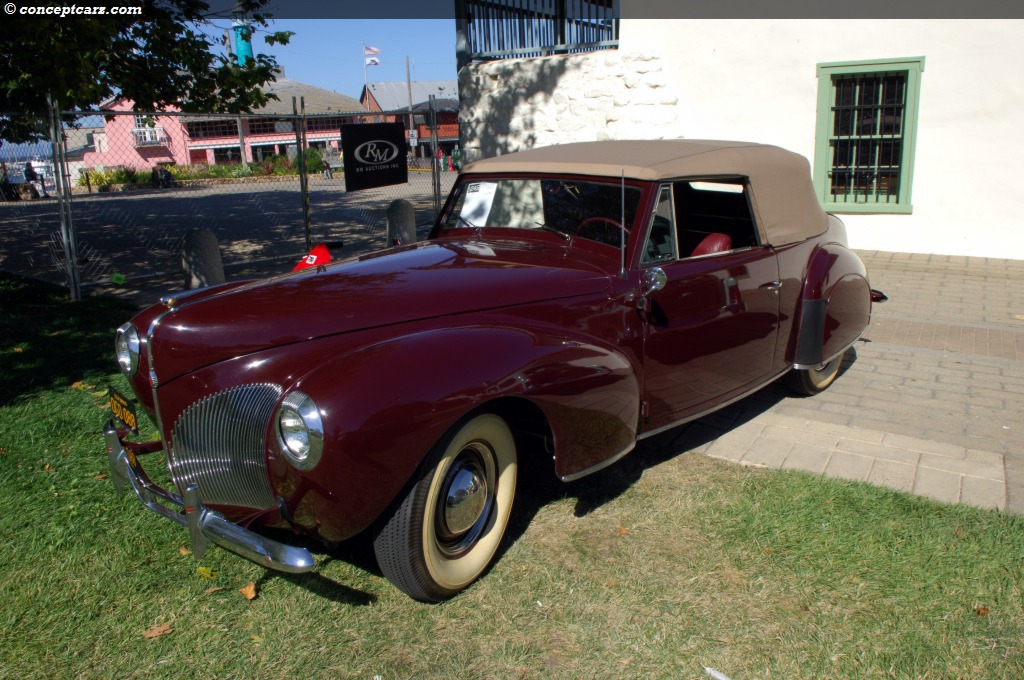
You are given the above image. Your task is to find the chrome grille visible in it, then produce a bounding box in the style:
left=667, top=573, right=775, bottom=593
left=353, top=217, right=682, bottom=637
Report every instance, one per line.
left=170, top=383, right=282, bottom=510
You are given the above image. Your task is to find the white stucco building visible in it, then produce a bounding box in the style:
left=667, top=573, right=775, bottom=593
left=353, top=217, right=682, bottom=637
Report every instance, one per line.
left=458, top=19, right=1024, bottom=259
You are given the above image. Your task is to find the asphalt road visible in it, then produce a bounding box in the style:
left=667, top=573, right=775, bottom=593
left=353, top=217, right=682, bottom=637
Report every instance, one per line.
left=0, top=171, right=456, bottom=302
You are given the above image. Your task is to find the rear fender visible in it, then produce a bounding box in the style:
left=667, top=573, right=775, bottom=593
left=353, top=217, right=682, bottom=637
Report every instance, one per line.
left=791, top=243, right=871, bottom=367
left=276, top=324, right=640, bottom=540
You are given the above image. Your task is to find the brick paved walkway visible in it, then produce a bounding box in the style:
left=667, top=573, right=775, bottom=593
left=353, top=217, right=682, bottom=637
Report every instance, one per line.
left=682, top=250, right=1024, bottom=513
left=868, top=318, right=1024, bottom=361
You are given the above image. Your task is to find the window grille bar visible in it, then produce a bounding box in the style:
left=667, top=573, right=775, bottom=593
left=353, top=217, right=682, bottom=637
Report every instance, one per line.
left=463, top=0, right=618, bottom=61
left=828, top=70, right=907, bottom=205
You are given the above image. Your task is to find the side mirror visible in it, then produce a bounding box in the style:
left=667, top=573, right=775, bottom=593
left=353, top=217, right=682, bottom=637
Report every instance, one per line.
left=637, top=267, right=667, bottom=313
left=641, top=267, right=667, bottom=295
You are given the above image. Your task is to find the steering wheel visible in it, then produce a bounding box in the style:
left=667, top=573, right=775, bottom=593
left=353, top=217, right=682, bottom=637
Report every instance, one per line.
left=576, top=217, right=626, bottom=247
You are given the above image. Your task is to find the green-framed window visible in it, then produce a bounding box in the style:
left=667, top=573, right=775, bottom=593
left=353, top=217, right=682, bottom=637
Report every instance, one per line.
left=813, top=57, right=925, bottom=214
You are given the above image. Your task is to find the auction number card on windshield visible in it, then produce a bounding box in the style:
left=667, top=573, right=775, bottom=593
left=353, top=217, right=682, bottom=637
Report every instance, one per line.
left=461, top=182, right=497, bottom=226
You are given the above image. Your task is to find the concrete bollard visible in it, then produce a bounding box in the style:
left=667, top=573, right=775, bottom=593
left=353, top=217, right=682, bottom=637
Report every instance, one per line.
left=386, top=199, right=417, bottom=246
left=181, top=228, right=226, bottom=289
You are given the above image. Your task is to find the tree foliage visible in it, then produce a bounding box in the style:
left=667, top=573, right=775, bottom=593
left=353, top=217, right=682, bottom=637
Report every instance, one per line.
left=0, top=0, right=292, bottom=143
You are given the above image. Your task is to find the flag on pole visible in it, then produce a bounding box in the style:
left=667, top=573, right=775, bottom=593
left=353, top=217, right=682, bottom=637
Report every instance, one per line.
left=364, top=45, right=381, bottom=55
left=365, top=57, right=380, bottom=66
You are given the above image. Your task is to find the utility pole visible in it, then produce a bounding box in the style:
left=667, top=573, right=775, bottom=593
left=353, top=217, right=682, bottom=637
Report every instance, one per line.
left=406, top=57, right=416, bottom=158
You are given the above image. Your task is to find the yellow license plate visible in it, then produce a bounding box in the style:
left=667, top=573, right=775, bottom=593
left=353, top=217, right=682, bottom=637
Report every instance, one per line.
left=109, top=389, right=139, bottom=434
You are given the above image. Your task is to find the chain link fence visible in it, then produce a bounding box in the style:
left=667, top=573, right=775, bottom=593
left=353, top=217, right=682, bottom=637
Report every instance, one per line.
left=0, top=101, right=459, bottom=302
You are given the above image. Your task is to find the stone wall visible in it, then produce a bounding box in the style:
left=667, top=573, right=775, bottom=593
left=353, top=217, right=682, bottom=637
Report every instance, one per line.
left=458, top=49, right=681, bottom=164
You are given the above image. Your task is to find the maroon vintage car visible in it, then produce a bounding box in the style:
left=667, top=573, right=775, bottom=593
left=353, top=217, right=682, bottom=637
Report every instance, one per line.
left=104, top=140, right=877, bottom=602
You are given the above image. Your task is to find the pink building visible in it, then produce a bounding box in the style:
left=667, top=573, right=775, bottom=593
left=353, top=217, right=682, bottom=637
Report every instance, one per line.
left=82, top=98, right=187, bottom=169
left=82, top=78, right=366, bottom=171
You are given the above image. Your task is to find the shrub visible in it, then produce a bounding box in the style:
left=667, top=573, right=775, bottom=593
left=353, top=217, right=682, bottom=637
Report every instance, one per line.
left=300, top=147, right=323, bottom=175
left=77, top=152, right=316, bottom=188
left=269, top=154, right=294, bottom=176
left=110, top=167, right=143, bottom=184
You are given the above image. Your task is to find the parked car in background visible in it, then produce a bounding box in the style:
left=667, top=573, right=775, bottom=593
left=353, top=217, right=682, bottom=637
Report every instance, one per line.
left=104, top=140, right=879, bottom=601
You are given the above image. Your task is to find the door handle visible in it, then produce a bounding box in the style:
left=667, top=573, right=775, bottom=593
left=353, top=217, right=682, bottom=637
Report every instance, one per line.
left=721, top=276, right=744, bottom=312
left=761, top=280, right=782, bottom=293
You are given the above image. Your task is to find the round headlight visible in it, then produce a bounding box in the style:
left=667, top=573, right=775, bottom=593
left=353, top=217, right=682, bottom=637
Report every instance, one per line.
left=276, top=391, right=324, bottom=471
left=115, top=323, right=140, bottom=376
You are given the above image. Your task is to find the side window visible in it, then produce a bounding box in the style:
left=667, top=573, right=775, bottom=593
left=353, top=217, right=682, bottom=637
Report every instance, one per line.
left=674, top=179, right=759, bottom=258
left=641, top=185, right=677, bottom=265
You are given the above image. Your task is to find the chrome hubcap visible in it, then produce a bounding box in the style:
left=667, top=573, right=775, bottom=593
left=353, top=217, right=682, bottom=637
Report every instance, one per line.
left=445, top=464, right=487, bottom=534
left=435, top=442, right=496, bottom=557
left=810, top=354, right=842, bottom=383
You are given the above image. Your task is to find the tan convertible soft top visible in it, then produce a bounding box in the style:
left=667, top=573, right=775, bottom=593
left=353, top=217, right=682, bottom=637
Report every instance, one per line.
left=462, top=140, right=828, bottom=247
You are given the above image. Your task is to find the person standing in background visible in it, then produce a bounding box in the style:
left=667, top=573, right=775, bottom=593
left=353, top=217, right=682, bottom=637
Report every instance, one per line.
left=23, top=162, right=48, bottom=198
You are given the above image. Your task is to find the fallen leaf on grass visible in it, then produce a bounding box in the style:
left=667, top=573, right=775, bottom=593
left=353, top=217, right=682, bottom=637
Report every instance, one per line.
left=44, top=464, right=55, bottom=473
left=976, top=606, right=991, bottom=617
left=196, top=567, right=217, bottom=580
left=93, top=473, right=109, bottom=480
left=239, top=582, right=258, bottom=601
left=204, top=587, right=224, bottom=594
left=143, top=623, right=172, bottom=639
left=606, top=579, right=620, bottom=587
left=11, top=347, right=24, bottom=353
left=614, top=526, right=631, bottom=536
left=179, top=546, right=192, bottom=556
left=71, top=381, right=96, bottom=391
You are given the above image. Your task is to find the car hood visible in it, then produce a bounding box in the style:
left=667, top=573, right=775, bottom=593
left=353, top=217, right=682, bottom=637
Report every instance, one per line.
left=147, top=238, right=612, bottom=382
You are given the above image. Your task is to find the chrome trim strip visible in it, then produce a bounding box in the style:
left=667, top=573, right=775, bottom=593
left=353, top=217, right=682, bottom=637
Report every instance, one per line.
left=160, top=287, right=209, bottom=309
left=145, top=309, right=174, bottom=455
left=559, top=441, right=636, bottom=483
left=104, top=420, right=314, bottom=574
left=637, top=370, right=789, bottom=441
left=682, top=245, right=754, bottom=262
left=791, top=336, right=860, bottom=371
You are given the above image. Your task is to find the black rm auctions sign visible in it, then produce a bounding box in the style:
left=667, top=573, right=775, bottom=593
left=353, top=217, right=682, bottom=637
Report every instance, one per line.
left=341, top=122, right=408, bottom=192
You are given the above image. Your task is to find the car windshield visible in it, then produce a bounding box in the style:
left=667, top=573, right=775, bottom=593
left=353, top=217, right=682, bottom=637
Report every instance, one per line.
left=441, top=178, right=643, bottom=247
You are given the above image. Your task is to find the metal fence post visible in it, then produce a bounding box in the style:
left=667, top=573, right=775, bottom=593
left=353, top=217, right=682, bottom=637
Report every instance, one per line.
left=429, top=95, right=441, bottom=215
left=46, top=94, right=81, bottom=300
left=294, top=97, right=312, bottom=253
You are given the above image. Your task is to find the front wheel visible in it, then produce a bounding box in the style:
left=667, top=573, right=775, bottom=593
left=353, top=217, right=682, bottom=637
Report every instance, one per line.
left=372, top=413, right=518, bottom=602
left=786, top=349, right=846, bottom=396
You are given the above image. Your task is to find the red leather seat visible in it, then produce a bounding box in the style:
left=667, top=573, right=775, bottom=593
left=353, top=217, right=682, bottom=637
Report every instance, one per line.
left=690, top=233, right=732, bottom=257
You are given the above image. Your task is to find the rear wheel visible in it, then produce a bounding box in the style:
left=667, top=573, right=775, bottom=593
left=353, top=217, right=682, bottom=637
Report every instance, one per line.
left=786, top=349, right=846, bottom=395
left=372, top=413, right=518, bottom=602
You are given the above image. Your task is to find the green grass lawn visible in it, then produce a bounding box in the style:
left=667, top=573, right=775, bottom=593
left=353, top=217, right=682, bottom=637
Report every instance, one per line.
left=1, top=273, right=1022, bottom=678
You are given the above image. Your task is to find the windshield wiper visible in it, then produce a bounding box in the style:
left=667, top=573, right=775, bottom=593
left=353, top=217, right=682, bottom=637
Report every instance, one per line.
left=458, top=215, right=480, bottom=229
left=534, top=222, right=570, bottom=240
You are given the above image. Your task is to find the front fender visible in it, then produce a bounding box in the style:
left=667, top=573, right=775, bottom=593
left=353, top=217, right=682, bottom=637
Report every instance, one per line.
left=276, top=323, right=640, bottom=541
left=792, top=241, right=871, bottom=367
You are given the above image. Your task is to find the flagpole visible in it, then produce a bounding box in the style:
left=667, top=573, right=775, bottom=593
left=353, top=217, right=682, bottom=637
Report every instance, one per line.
left=362, top=41, right=367, bottom=88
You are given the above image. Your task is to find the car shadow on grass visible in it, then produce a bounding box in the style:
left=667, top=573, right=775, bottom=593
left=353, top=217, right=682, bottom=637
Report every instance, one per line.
left=300, top=349, right=862, bottom=602
left=502, top=347, right=862, bottom=551
left=255, top=564, right=379, bottom=607
left=254, top=528, right=380, bottom=606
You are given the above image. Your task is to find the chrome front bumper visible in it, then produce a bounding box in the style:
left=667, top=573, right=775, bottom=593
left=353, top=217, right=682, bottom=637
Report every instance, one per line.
left=103, top=420, right=315, bottom=574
